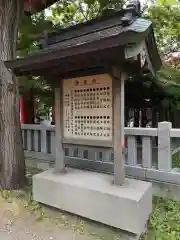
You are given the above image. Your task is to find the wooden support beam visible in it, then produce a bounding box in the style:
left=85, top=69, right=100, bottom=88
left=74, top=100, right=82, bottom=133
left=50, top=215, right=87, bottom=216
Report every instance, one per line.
left=112, top=68, right=126, bottom=185
left=54, top=79, right=65, bottom=173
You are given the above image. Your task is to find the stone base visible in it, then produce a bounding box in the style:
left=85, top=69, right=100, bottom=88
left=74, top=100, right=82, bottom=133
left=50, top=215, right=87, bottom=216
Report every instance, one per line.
left=33, top=168, right=152, bottom=236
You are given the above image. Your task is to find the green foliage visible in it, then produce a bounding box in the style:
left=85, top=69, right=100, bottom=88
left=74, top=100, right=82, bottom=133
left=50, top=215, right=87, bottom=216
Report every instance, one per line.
left=144, top=197, right=180, bottom=240
left=48, top=0, right=124, bottom=25
left=157, top=66, right=180, bottom=84
left=144, top=0, right=180, bottom=103
left=17, top=11, right=55, bottom=115
left=156, top=0, right=179, bottom=5
left=18, top=12, right=55, bottom=56
left=172, top=153, right=180, bottom=169
left=145, top=1, right=180, bottom=54
left=155, top=67, right=180, bottom=108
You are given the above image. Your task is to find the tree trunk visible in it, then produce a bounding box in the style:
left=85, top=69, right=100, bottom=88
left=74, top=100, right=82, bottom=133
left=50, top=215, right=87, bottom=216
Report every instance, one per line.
left=0, top=0, right=25, bottom=189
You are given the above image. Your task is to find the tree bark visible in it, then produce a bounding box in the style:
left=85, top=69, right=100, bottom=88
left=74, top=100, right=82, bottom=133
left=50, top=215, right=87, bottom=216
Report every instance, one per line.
left=0, top=0, right=25, bottom=189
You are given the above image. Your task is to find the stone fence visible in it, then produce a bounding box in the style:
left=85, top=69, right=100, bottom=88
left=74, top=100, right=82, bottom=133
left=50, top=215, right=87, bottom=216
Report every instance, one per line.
left=22, top=122, right=180, bottom=199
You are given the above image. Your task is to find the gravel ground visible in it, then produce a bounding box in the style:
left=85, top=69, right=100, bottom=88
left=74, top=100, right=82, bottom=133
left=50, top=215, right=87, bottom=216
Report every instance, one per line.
left=0, top=193, right=138, bottom=240
left=0, top=198, right=97, bottom=240
left=0, top=217, right=95, bottom=240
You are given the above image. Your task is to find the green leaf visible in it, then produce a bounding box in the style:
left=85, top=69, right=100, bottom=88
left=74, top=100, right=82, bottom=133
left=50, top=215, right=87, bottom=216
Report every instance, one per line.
left=156, top=0, right=178, bottom=5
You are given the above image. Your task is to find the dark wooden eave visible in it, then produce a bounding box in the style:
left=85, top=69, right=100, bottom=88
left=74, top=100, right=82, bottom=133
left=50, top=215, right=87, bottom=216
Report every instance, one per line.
left=24, top=0, right=59, bottom=14
left=5, top=9, right=161, bottom=78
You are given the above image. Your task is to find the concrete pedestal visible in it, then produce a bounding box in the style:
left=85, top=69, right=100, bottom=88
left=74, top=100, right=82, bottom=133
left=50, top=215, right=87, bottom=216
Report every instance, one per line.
left=33, top=168, right=152, bottom=236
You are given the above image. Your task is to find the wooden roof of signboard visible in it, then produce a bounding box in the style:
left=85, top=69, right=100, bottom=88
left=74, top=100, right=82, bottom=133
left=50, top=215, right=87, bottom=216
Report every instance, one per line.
left=6, top=1, right=162, bottom=79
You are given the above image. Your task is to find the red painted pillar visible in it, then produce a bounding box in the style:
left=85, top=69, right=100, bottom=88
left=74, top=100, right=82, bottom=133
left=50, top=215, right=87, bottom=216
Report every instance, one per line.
left=124, top=136, right=127, bottom=148
left=51, top=90, right=55, bottom=124
left=20, top=93, right=35, bottom=124
left=20, top=97, right=25, bottom=124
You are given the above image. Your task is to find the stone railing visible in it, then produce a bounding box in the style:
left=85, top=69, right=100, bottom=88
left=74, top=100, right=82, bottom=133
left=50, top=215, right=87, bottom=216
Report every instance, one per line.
left=21, top=122, right=180, bottom=186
